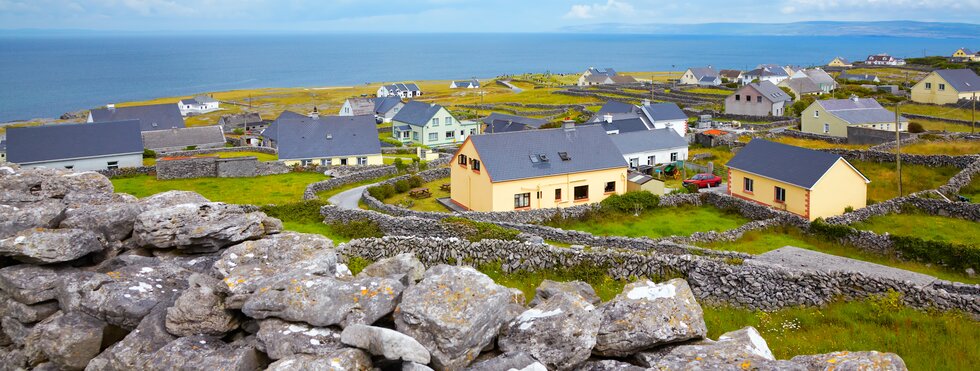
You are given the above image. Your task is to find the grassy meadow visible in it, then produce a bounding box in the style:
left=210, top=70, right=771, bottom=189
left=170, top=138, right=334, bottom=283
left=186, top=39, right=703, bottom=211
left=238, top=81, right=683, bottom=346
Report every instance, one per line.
left=547, top=205, right=749, bottom=239
left=111, top=172, right=325, bottom=205
left=851, top=160, right=960, bottom=203
left=853, top=213, right=979, bottom=247
left=382, top=177, right=452, bottom=212
left=896, top=139, right=980, bottom=156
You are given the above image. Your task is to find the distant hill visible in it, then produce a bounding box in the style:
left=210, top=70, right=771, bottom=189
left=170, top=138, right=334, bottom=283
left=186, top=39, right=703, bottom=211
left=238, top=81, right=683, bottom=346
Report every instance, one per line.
left=561, top=21, right=980, bottom=39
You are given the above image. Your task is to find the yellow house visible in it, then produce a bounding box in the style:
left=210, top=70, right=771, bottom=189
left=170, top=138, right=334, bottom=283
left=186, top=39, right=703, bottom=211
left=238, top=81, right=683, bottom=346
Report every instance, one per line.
left=952, top=48, right=979, bottom=62
left=270, top=111, right=383, bottom=167
left=726, top=139, right=869, bottom=221
left=451, top=125, right=627, bottom=212
left=827, top=57, right=853, bottom=67
left=911, top=69, right=980, bottom=105
left=801, top=97, right=907, bottom=138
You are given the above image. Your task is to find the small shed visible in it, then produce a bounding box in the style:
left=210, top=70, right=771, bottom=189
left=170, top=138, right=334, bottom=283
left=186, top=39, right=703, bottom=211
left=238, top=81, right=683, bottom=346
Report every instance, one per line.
left=626, top=171, right=666, bottom=195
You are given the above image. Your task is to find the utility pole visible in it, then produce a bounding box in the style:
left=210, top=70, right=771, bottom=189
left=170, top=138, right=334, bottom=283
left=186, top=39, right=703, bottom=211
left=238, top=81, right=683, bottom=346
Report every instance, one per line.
left=973, top=92, right=976, bottom=134
left=895, top=102, right=903, bottom=197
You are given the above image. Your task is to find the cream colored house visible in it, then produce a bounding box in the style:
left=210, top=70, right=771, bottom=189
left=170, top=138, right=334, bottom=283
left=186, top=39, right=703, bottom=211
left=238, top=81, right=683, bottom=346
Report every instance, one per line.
left=952, top=48, right=979, bottom=62
left=827, top=57, right=853, bottom=67
left=801, top=97, right=907, bottom=138
left=450, top=125, right=627, bottom=212
left=727, top=139, right=869, bottom=221
left=910, top=69, right=980, bottom=105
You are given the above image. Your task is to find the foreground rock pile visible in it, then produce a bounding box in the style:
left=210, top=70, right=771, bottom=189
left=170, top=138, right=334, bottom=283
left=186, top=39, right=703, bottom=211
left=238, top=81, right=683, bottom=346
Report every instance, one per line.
left=0, top=166, right=908, bottom=370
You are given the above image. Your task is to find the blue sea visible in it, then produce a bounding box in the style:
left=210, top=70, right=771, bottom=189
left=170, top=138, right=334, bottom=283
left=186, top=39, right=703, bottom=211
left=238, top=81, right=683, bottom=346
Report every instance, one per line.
left=2, top=33, right=978, bottom=121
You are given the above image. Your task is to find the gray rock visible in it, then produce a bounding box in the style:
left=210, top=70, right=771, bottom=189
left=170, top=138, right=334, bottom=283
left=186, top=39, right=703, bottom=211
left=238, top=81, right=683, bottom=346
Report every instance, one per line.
left=0, top=345, right=29, bottom=371
left=403, top=361, right=435, bottom=371
left=357, top=253, right=426, bottom=285
left=0, top=228, right=104, bottom=264
left=498, top=292, right=600, bottom=370
left=0, top=264, right=71, bottom=304
left=594, top=279, right=707, bottom=357
left=165, top=274, right=239, bottom=337
left=577, top=359, right=645, bottom=370
left=62, top=192, right=137, bottom=207
left=265, top=349, right=372, bottom=371
left=528, top=279, right=600, bottom=307
left=340, top=324, right=430, bottom=364
left=255, top=318, right=343, bottom=360
left=31, top=311, right=109, bottom=370
left=133, top=202, right=274, bottom=252
left=55, top=271, right=99, bottom=313
left=465, top=352, right=539, bottom=371
left=78, top=259, right=190, bottom=329
left=242, top=274, right=403, bottom=328
left=1, top=316, right=34, bottom=346
left=790, top=351, right=908, bottom=371
left=60, top=201, right=141, bottom=242
left=0, top=291, right=58, bottom=323
left=0, top=199, right=65, bottom=239
left=634, top=326, right=803, bottom=370
left=141, top=335, right=266, bottom=371
left=137, top=190, right=209, bottom=211
left=85, top=303, right=176, bottom=371
left=395, top=265, right=515, bottom=371
left=213, top=232, right=336, bottom=297
left=40, top=171, right=114, bottom=199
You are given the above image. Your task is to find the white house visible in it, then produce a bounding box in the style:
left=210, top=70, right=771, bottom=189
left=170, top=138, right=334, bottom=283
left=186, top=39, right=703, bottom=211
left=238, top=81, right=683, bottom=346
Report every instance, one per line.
left=178, top=95, right=220, bottom=116
left=378, top=83, right=422, bottom=98
left=679, top=67, right=721, bottom=86
left=6, top=120, right=144, bottom=171
left=609, top=128, right=689, bottom=169
left=639, top=101, right=689, bottom=137
left=339, top=98, right=376, bottom=116
left=865, top=53, right=905, bottom=66
left=450, top=80, right=480, bottom=89
left=739, top=65, right=790, bottom=85
left=577, top=67, right=637, bottom=86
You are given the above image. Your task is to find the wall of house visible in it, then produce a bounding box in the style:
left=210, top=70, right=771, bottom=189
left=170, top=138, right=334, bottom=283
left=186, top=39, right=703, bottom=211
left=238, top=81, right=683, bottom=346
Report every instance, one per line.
left=281, top=153, right=383, bottom=167
left=627, top=179, right=666, bottom=195
left=728, top=168, right=809, bottom=219
left=678, top=70, right=699, bottom=85
left=649, top=119, right=688, bottom=137
left=622, top=146, right=688, bottom=168
left=801, top=103, right=905, bottom=138
left=911, top=73, right=976, bottom=104
left=18, top=153, right=143, bottom=172
left=808, top=160, right=867, bottom=219
left=724, top=86, right=785, bottom=116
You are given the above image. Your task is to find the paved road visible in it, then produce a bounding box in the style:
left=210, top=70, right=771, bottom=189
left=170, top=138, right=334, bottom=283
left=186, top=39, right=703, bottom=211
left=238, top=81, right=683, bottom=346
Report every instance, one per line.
left=700, top=183, right=728, bottom=194
left=328, top=184, right=372, bottom=210
left=758, top=246, right=937, bottom=288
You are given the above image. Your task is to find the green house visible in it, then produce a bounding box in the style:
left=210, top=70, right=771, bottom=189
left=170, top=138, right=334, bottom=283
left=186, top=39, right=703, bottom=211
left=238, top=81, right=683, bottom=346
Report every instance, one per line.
left=391, top=101, right=480, bottom=147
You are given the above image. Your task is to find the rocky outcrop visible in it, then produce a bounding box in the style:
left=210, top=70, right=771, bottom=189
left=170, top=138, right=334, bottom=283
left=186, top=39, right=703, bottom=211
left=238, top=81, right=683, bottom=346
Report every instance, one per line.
left=0, top=228, right=104, bottom=264
left=341, top=324, right=431, bottom=364
left=134, top=202, right=279, bottom=252
left=254, top=318, right=343, bottom=360
left=594, top=279, right=707, bottom=357
left=498, top=292, right=600, bottom=370
left=164, top=274, right=239, bottom=336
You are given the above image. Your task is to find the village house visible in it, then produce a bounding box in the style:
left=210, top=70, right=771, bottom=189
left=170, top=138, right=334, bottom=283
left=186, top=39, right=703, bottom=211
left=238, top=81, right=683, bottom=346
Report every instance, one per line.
left=218, top=112, right=266, bottom=133
left=589, top=100, right=688, bottom=137
left=719, top=69, right=742, bottom=83
left=838, top=72, right=881, bottom=83
left=450, top=124, right=627, bottom=212
left=626, top=171, right=665, bottom=195
left=739, top=65, right=789, bottom=85
left=801, top=97, right=908, bottom=138
left=724, top=81, right=792, bottom=116
left=792, top=68, right=837, bottom=92
left=827, top=57, right=853, bottom=67
left=778, top=77, right=822, bottom=97
left=480, top=113, right=548, bottom=134
left=679, top=67, right=721, bottom=86
left=391, top=101, right=479, bottom=147
left=951, top=48, right=979, bottom=62
left=88, top=103, right=185, bottom=132
left=609, top=128, right=688, bottom=171
left=450, top=80, right=480, bottom=89
left=339, top=97, right=376, bottom=116
left=339, top=96, right=405, bottom=123
left=271, top=111, right=382, bottom=167
left=727, top=139, right=869, bottom=220
left=577, top=67, right=636, bottom=86
left=865, top=53, right=905, bottom=66
left=141, top=126, right=227, bottom=153
left=6, top=120, right=143, bottom=171
left=377, top=83, right=422, bottom=98
left=910, top=69, right=980, bottom=105
left=177, top=95, right=220, bottom=116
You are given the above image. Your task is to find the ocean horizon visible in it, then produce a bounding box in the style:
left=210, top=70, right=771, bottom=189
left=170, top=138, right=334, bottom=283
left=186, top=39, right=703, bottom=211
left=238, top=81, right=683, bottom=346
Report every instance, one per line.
left=2, top=33, right=978, bottom=122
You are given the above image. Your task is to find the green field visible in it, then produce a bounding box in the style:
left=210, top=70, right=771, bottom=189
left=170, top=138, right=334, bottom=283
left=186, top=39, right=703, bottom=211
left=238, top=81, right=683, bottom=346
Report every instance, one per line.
left=685, top=87, right=732, bottom=95
left=896, top=140, right=980, bottom=156
left=111, top=172, right=325, bottom=205
left=769, top=136, right=872, bottom=150
left=913, top=119, right=977, bottom=133
left=851, top=160, right=960, bottom=203
left=889, top=103, right=976, bottom=122
left=382, top=177, right=452, bottom=212
left=143, top=151, right=278, bottom=166
left=547, top=205, right=750, bottom=239
left=961, top=176, right=980, bottom=202
left=853, top=213, right=979, bottom=247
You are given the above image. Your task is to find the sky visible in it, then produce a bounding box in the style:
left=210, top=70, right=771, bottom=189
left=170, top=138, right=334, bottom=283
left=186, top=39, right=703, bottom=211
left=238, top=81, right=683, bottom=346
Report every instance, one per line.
left=0, top=0, right=978, bottom=33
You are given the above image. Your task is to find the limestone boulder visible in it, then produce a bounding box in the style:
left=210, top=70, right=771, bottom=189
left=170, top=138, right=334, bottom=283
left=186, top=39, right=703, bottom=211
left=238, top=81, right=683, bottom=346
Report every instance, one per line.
left=213, top=232, right=336, bottom=297
left=265, top=349, right=372, bottom=371
left=0, top=200, right=65, bottom=239
left=0, top=264, right=73, bottom=304
left=30, top=311, right=111, bottom=370
left=133, top=202, right=275, bottom=252
left=77, top=258, right=190, bottom=329
left=498, top=292, right=600, bottom=370
left=140, top=335, right=266, bottom=371
left=528, top=279, right=600, bottom=307
left=242, top=274, right=403, bottom=328
left=60, top=201, right=141, bottom=242
left=39, top=171, right=114, bottom=199
left=0, top=228, right=104, bottom=264
left=790, top=351, right=908, bottom=371
left=136, top=190, right=209, bottom=211
left=395, top=265, right=516, bottom=370
left=634, top=326, right=803, bottom=370
left=357, top=253, right=426, bottom=285
left=255, top=318, right=343, bottom=360
left=341, top=324, right=430, bottom=364
left=165, top=274, right=239, bottom=337
left=594, top=279, right=707, bottom=357
left=85, top=303, right=176, bottom=371
left=0, top=291, right=58, bottom=324
left=577, top=359, right=646, bottom=370
left=465, top=352, right=539, bottom=371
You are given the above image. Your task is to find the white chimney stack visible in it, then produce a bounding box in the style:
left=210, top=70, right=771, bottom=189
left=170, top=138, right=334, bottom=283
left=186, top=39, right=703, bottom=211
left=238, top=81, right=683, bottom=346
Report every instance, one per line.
left=642, top=99, right=651, bottom=106
left=603, top=113, right=613, bottom=123
left=107, top=104, right=115, bottom=110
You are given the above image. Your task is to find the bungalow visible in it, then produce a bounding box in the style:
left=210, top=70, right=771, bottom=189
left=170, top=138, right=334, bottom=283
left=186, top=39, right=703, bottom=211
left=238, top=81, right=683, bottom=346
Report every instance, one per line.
left=801, top=97, right=908, bottom=138
left=838, top=72, right=880, bottom=83
left=178, top=95, right=220, bottom=116
left=778, top=77, right=823, bottom=97
left=739, top=66, right=789, bottom=85
left=610, top=128, right=688, bottom=170
left=719, top=69, right=742, bottom=83
left=865, top=53, right=905, bottom=66
left=679, top=67, right=721, bottom=86
left=638, top=101, right=688, bottom=137
left=6, top=120, right=143, bottom=171
left=590, top=100, right=688, bottom=137
left=377, top=83, right=422, bottom=98
left=141, top=126, right=227, bottom=153
left=578, top=67, right=635, bottom=86
left=450, top=124, right=627, bottom=212
left=481, top=113, right=548, bottom=134
left=218, top=112, right=265, bottom=133
left=827, top=57, right=853, bottom=67
left=450, top=80, right=480, bottom=89
left=724, top=81, right=792, bottom=116
left=391, top=101, right=479, bottom=147
left=910, top=69, right=980, bottom=105
left=339, top=97, right=376, bottom=116
left=727, top=139, right=869, bottom=220
left=273, top=112, right=382, bottom=167
left=88, top=103, right=185, bottom=132
left=951, top=48, right=979, bottom=62
left=792, top=68, right=837, bottom=93
left=374, top=96, right=405, bottom=123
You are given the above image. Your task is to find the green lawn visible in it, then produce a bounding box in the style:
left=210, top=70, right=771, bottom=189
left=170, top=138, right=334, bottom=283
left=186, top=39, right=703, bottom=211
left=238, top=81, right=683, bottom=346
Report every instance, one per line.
left=700, top=226, right=979, bottom=284
left=913, top=119, right=977, bottom=133
left=896, top=140, right=980, bottom=156
left=853, top=213, right=979, bottom=247
left=111, top=172, right=326, bottom=205
left=960, top=176, right=980, bottom=202
left=316, top=174, right=399, bottom=201
left=383, top=153, right=420, bottom=165
left=889, top=103, right=976, bottom=122
left=689, top=145, right=735, bottom=175
left=769, top=136, right=872, bottom=150
left=686, top=87, right=732, bottom=96
left=382, top=177, right=451, bottom=212
left=143, top=151, right=279, bottom=166
left=851, top=160, right=960, bottom=203
left=547, top=205, right=750, bottom=239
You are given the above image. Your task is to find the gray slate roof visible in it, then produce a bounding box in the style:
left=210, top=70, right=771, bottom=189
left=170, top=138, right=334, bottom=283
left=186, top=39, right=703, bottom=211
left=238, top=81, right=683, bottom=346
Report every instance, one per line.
left=595, top=100, right=640, bottom=119
left=468, top=125, right=625, bottom=182
left=719, top=69, right=742, bottom=79
left=480, top=113, right=548, bottom=129
left=275, top=114, right=381, bottom=160
left=610, top=128, right=687, bottom=155
left=374, top=96, right=403, bottom=114
left=839, top=72, right=879, bottom=81
left=803, top=69, right=836, bottom=86
left=453, top=80, right=480, bottom=88
left=486, top=120, right=529, bottom=133
left=261, top=111, right=308, bottom=141
left=384, top=83, right=421, bottom=93
left=7, top=120, right=143, bottom=164
left=934, top=69, right=980, bottom=92
left=756, top=64, right=789, bottom=77
left=726, top=139, right=867, bottom=189
left=818, top=98, right=908, bottom=125
left=688, top=67, right=719, bottom=80
left=218, top=112, right=263, bottom=127
left=641, top=102, right=687, bottom=122
left=345, top=98, right=376, bottom=116
left=585, top=118, right=649, bottom=133
left=89, top=103, right=185, bottom=132
left=392, top=101, right=445, bottom=127
left=587, top=67, right=617, bottom=76
left=181, top=95, right=217, bottom=105
left=141, top=126, right=226, bottom=150
left=743, top=81, right=792, bottom=103
left=780, top=77, right=822, bottom=95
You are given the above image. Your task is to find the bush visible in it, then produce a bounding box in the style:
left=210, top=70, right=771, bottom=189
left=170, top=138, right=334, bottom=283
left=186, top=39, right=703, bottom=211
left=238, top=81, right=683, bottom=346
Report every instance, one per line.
left=380, top=136, right=403, bottom=147
left=393, top=158, right=409, bottom=172
left=890, top=235, right=980, bottom=272
left=393, top=179, right=411, bottom=193
left=809, top=218, right=855, bottom=240
left=185, top=146, right=197, bottom=151
left=683, top=182, right=700, bottom=193
left=600, top=191, right=660, bottom=214
left=407, top=175, right=424, bottom=188
left=908, top=122, right=925, bottom=133
left=142, top=149, right=157, bottom=158
left=442, top=217, right=520, bottom=242
left=367, top=184, right=396, bottom=200
left=232, top=128, right=245, bottom=135
left=260, top=200, right=326, bottom=224
left=724, top=82, right=739, bottom=89
left=330, top=219, right=384, bottom=239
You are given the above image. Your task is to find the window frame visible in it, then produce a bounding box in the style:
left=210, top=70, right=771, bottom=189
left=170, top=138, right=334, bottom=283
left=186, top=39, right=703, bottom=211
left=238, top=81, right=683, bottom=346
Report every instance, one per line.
left=774, top=186, right=786, bottom=203
left=514, top=192, right=531, bottom=209
left=925, top=82, right=932, bottom=89
left=471, top=159, right=481, bottom=172
left=457, top=154, right=468, bottom=167
left=604, top=181, right=616, bottom=194
left=555, top=188, right=562, bottom=201
left=743, top=177, right=754, bottom=193
left=428, top=132, right=437, bottom=141
left=573, top=185, right=589, bottom=201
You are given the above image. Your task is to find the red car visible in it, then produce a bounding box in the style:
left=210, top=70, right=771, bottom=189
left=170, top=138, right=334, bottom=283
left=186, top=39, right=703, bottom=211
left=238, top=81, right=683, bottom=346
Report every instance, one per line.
left=683, top=173, right=722, bottom=188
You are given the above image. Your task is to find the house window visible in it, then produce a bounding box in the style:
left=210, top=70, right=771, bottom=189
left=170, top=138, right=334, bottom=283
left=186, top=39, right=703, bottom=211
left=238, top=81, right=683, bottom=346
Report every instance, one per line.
left=814, top=110, right=819, bottom=118
left=939, top=83, right=945, bottom=91
left=629, top=158, right=639, bottom=168
left=670, top=152, right=678, bottom=162
left=432, top=118, right=439, bottom=126
left=401, top=131, right=411, bottom=139
left=413, top=132, right=419, bottom=141
left=604, top=181, right=616, bottom=193
left=445, top=131, right=454, bottom=139
left=514, top=193, right=530, bottom=209
left=756, top=96, right=762, bottom=103
left=743, top=177, right=754, bottom=193
left=775, top=186, right=786, bottom=203
left=64, top=165, right=74, bottom=170
left=445, top=116, right=453, bottom=125
left=469, top=129, right=476, bottom=135
left=457, top=154, right=468, bottom=166
left=459, top=130, right=465, bottom=136
left=574, top=185, right=589, bottom=200
left=925, top=82, right=932, bottom=89
left=555, top=189, right=562, bottom=201
left=428, top=133, right=437, bottom=141
left=357, top=157, right=368, bottom=165
left=735, top=94, right=740, bottom=101
left=107, top=161, right=118, bottom=170
left=300, top=159, right=311, bottom=166
left=471, top=159, right=481, bottom=172
left=647, top=155, right=655, bottom=165
left=320, top=159, right=328, bottom=166
left=340, top=158, right=348, bottom=166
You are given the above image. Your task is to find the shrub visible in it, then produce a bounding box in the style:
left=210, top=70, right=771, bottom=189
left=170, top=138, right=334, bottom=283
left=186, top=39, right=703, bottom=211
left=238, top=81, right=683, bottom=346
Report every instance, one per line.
left=185, top=146, right=197, bottom=151
left=724, top=82, right=738, bottom=89
left=367, top=184, right=396, bottom=200
left=260, top=200, right=326, bottom=224
left=844, top=206, right=855, bottom=213
left=393, top=179, right=411, bottom=193
left=442, top=217, right=520, bottom=242
left=809, top=218, right=855, bottom=240
left=600, top=191, right=660, bottom=214
left=890, top=235, right=980, bottom=272
left=683, top=182, right=700, bottom=193
left=407, top=175, right=424, bottom=188
left=380, top=136, right=403, bottom=147
left=393, top=158, right=409, bottom=172
left=232, top=128, right=245, bottom=135
left=345, top=256, right=374, bottom=275
left=329, top=219, right=384, bottom=239
left=142, top=149, right=157, bottom=158
left=908, top=122, right=925, bottom=133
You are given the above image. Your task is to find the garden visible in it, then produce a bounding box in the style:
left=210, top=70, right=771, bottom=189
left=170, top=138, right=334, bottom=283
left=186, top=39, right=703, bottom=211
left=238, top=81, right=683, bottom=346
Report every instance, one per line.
left=110, top=172, right=326, bottom=206
left=850, top=160, right=960, bottom=203
left=368, top=176, right=452, bottom=212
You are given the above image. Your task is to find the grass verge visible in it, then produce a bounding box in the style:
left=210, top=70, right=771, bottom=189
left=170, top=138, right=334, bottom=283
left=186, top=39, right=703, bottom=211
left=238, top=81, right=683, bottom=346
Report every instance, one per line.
left=852, top=212, right=979, bottom=247
left=851, top=160, right=959, bottom=203
left=547, top=205, right=749, bottom=239
left=110, top=172, right=327, bottom=205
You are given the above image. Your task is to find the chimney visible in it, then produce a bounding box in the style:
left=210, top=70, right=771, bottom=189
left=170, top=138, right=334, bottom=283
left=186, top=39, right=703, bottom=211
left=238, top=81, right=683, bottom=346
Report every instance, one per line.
left=642, top=99, right=651, bottom=106
left=311, top=106, right=319, bottom=119
left=850, top=94, right=859, bottom=102
left=603, top=113, right=613, bottom=123
left=107, top=104, right=115, bottom=110
left=563, top=121, right=576, bottom=131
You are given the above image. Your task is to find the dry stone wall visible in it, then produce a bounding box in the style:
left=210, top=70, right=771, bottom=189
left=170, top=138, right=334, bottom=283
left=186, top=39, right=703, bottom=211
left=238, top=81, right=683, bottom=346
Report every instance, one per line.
left=156, top=157, right=290, bottom=180
left=157, top=146, right=277, bottom=158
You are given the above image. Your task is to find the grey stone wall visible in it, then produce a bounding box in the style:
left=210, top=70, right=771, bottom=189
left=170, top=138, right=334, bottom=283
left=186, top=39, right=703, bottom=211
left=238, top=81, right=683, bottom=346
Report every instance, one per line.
left=157, top=157, right=216, bottom=179
left=847, top=126, right=915, bottom=146
left=216, top=157, right=258, bottom=178
left=823, top=148, right=978, bottom=169
left=777, top=129, right=848, bottom=144
left=303, top=165, right=400, bottom=200
left=155, top=146, right=276, bottom=158
left=156, top=156, right=289, bottom=180
left=97, top=166, right=155, bottom=178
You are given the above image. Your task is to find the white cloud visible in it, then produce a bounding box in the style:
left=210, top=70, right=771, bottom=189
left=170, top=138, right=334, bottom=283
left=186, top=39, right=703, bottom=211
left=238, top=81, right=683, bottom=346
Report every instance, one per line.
left=564, top=0, right=635, bottom=19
